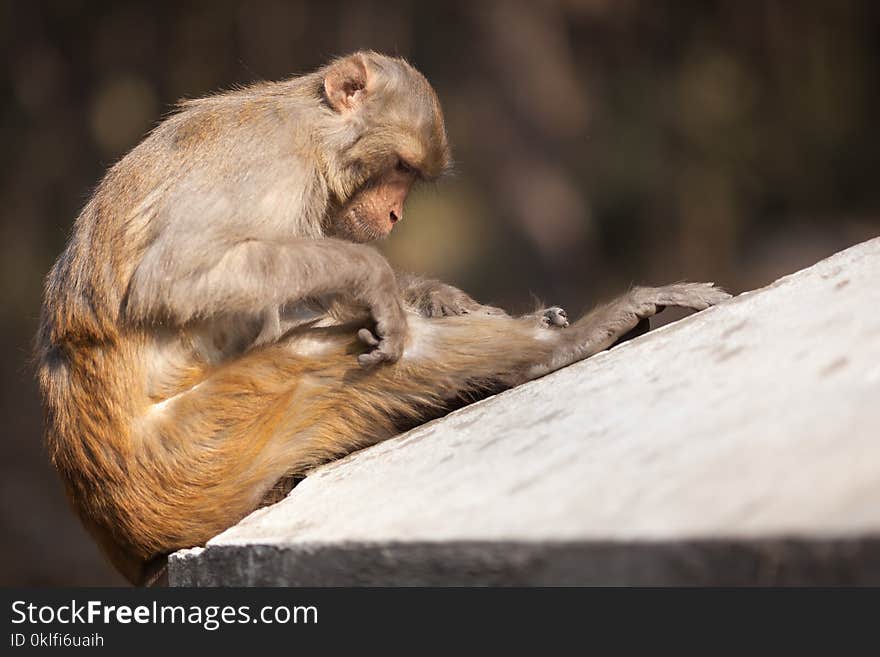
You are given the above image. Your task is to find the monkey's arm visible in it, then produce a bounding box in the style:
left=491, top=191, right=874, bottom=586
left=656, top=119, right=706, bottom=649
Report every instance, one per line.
left=126, top=238, right=407, bottom=363
left=395, top=271, right=505, bottom=318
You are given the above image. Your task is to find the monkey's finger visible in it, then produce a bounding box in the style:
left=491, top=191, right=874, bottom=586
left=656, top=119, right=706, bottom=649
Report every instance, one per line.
left=357, top=350, right=385, bottom=368
left=375, top=339, right=403, bottom=363
left=357, top=344, right=400, bottom=368
left=357, top=328, right=380, bottom=347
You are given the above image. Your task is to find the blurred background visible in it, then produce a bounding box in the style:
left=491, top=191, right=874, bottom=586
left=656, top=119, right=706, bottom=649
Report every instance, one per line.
left=2, top=0, right=879, bottom=585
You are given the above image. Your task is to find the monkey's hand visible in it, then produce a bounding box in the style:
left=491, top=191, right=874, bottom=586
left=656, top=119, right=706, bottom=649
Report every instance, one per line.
left=356, top=317, right=404, bottom=367
left=356, top=294, right=408, bottom=368
left=340, top=251, right=409, bottom=368
left=539, top=306, right=569, bottom=328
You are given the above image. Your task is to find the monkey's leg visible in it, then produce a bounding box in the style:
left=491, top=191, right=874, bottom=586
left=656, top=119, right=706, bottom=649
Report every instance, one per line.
left=358, top=282, right=727, bottom=396
left=611, top=317, right=651, bottom=348
left=359, top=282, right=727, bottom=385
left=526, top=283, right=730, bottom=379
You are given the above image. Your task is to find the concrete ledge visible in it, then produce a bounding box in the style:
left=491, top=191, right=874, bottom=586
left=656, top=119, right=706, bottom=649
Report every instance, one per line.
left=170, top=539, right=880, bottom=586
left=169, top=237, right=880, bottom=586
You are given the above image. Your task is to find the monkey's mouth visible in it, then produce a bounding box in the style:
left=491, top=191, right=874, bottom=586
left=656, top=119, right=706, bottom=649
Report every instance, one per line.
left=347, top=207, right=393, bottom=242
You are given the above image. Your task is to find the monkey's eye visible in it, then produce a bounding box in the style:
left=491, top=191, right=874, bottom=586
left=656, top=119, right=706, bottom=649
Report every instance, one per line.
left=396, top=158, right=416, bottom=175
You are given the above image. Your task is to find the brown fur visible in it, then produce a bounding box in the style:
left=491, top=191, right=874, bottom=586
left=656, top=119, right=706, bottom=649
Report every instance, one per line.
left=35, top=52, right=729, bottom=584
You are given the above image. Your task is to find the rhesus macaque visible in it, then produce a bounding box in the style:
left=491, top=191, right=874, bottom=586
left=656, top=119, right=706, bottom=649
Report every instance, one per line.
left=35, top=51, right=729, bottom=584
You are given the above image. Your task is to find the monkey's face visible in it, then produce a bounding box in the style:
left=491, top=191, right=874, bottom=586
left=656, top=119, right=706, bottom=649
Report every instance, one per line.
left=321, top=52, right=451, bottom=243
left=327, top=162, right=416, bottom=243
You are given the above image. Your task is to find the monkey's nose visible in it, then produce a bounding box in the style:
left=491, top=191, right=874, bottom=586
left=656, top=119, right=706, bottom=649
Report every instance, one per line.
left=389, top=210, right=401, bottom=224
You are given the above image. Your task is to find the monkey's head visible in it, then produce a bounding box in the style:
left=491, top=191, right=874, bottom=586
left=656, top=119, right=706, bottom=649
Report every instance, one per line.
left=318, top=51, right=452, bottom=243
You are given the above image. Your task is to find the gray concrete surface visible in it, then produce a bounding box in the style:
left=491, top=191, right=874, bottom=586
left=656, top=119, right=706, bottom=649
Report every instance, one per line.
left=169, top=237, right=880, bottom=585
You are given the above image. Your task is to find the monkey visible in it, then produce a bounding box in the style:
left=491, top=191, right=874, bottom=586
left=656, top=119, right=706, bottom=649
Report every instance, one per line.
left=35, top=51, right=730, bottom=585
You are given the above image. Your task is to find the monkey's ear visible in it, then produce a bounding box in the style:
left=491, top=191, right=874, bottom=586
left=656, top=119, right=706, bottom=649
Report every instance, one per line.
left=324, top=54, right=369, bottom=113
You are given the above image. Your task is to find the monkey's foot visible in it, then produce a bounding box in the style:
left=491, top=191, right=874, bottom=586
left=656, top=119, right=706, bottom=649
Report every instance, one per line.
left=539, top=306, right=569, bottom=328
left=631, top=282, right=731, bottom=316
left=421, top=285, right=505, bottom=318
